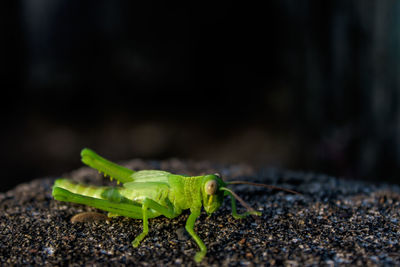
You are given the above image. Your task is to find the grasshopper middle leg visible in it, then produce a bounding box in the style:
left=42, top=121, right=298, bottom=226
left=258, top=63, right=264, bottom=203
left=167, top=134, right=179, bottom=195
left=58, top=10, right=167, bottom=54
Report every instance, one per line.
left=132, top=198, right=180, bottom=247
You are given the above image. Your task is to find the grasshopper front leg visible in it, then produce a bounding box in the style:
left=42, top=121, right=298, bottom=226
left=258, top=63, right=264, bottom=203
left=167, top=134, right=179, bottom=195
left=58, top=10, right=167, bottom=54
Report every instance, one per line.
left=227, top=192, right=261, bottom=219
left=185, top=208, right=207, bottom=263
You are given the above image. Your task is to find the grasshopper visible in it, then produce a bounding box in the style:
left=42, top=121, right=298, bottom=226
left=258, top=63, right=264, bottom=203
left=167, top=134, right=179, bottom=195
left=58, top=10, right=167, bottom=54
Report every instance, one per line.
left=52, top=148, right=298, bottom=262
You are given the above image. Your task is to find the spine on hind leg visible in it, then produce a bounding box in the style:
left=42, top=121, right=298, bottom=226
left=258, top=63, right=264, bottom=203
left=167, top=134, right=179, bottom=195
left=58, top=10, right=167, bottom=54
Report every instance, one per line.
left=53, top=179, right=106, bottom=199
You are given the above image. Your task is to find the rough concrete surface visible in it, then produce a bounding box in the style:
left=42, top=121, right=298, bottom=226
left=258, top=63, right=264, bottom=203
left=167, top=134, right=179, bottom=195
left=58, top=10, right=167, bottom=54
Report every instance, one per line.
left=1, top=159, right=399, bottom=266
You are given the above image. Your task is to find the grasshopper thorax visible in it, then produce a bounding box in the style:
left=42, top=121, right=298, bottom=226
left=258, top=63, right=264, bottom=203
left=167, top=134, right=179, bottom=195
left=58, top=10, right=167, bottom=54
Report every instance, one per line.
left=201, top=174, right=226, bottom=215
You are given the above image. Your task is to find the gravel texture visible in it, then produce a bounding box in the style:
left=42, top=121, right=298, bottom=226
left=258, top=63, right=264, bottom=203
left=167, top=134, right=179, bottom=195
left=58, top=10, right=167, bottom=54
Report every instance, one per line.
left=1, top=159, right=400, bottom=266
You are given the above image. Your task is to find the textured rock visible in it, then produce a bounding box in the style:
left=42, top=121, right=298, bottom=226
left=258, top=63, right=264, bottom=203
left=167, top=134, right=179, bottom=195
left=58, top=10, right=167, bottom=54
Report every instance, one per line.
left=1, top=159, right=399, bottom=266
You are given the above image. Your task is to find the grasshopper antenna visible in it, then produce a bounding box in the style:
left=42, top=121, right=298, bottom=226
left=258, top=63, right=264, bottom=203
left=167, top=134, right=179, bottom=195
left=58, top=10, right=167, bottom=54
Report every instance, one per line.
left=227, top=181, right=301, bottom=195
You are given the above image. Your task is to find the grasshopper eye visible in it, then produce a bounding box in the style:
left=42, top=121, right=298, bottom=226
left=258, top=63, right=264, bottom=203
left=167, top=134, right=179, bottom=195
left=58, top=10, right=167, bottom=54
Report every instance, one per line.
left=205, top=180, right=217, bottom=195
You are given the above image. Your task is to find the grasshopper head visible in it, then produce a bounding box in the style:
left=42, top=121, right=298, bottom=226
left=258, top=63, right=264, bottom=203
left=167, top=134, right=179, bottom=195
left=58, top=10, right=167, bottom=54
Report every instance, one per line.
left=201, top=174, right=226, bottom=215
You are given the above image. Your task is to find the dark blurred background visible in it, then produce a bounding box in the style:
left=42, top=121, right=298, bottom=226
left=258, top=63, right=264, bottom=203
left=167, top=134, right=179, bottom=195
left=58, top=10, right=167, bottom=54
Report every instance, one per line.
left=2, top=0, right=400, bottom=192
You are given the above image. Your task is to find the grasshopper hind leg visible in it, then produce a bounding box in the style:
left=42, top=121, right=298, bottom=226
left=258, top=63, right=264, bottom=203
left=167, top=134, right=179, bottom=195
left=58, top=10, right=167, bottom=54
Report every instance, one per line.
left=53, top=187, right=144, bottom=219
left=80, top=148, right=135, bottom=184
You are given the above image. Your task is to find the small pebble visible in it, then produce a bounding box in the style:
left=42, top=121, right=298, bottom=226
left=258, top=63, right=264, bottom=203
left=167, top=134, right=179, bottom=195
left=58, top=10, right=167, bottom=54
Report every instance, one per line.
left=176, top=227, right=189, bottom=241
left=70, top=212, right=109, bottom=223
left=246, top=252, right=253, bottom=259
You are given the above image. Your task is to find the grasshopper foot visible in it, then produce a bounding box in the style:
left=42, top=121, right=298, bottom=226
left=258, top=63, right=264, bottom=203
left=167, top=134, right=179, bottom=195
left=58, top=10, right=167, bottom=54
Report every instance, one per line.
left=132, top=232, right=147, bottom=248
left=232, top=210, right=261, bottom=219
left=251, top=211, right=262, bottom=216
left=107, top=212, right=121, bottom=218
left=131, top=239, right=140, bottom=248
left=194, top=250, right=206, bottom=263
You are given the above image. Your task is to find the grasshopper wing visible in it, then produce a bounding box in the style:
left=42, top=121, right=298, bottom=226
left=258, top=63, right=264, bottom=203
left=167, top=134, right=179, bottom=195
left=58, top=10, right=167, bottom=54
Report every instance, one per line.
left=121, top=182, right=170, bottom=204
left=123, top=171, right=172, bottom=202
left=129, top=170, right=171, bottom=183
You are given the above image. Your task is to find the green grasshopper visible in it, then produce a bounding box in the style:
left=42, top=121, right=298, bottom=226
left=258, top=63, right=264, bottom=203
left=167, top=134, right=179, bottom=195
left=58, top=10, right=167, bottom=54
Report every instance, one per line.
left=52, top=148, right=298, bottom=262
